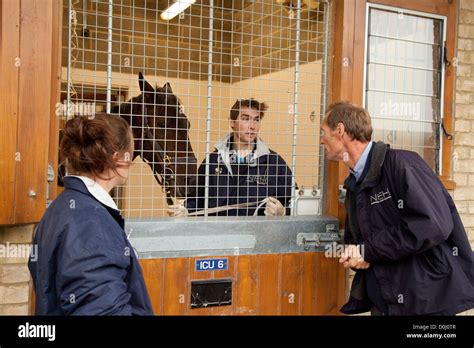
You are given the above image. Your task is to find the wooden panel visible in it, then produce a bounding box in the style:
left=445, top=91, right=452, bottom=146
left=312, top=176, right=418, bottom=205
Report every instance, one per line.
left=280, top=253, right=303, bottom=315
left=324, top=0, right=357, bottom=220
left=210, top=256, right=234, bottom=315
left=141, top=252, right=346, bottom=315
left=0, top=0, right=20, bottom=225
left=315, top=254, right=344, bottom=315
left=234, top=255, right=258, bottom=315
left=369, top=0, right=450, bottom=14
left=256, top=253, right=281, bottom=315
left=301, top=252, right=319, bottom=315
left=140, top=259, right=164, bottom=315
left=162, top=258, right=189, bottom=315
left=352, top=0, right=367, bottom=105
left=14, top=0, right=54, bottom=223
left=188, top=256, right=212, bottom=316
left=441, top=0, right=457, bottom=182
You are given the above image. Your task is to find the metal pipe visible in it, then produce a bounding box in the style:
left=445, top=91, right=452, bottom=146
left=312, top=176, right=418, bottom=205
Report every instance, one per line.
left=106, top=0, right=113, bottom=113
left=290, top=0, right=302, bottom=216
left=66, top=0, right=73, bottom=121
left=319, top=1, right=331, bottom=212
left=204, top=0, right=214, bottom=216
left=83, top=0, right=88, bottom=31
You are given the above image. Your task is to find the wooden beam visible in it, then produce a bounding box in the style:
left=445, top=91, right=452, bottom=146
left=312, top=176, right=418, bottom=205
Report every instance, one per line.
left=0, top=0, right=21, bottom=225
left=14, top=0, right=54, bottom=223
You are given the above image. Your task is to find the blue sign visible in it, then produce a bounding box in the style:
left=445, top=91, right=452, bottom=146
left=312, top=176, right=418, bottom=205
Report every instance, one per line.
left=196, top=258, right=228, bottom=271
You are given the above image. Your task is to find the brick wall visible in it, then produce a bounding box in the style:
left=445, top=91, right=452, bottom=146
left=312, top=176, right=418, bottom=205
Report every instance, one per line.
left=0, top=225, right=34, bottom=315
left=452, top=0, right=474, bottom=316
left=454, top=0, right=474, bottom=249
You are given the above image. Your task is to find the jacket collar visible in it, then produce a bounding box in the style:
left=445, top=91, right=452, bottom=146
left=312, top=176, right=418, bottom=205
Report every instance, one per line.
left=359, top=141, right=389, bottom=190
left=63, top=176, right=124, bottom=229
left=68, top=175, right=118, bottom=210
left=214, top=132, right=270, bottom=175
left=344, top=141, right=389, bottom=190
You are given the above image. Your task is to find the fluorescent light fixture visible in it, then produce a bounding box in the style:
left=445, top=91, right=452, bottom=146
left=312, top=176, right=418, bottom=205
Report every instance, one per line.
left=160, top=0, right=196, bottom=21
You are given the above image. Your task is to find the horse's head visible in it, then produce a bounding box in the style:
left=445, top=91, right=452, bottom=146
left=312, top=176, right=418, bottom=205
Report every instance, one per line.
left=133, top=72, right=197, bottom=198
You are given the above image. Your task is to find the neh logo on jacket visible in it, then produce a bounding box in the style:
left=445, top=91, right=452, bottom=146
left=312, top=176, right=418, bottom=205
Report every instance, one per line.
left=370, top=188, right=392, bottom=205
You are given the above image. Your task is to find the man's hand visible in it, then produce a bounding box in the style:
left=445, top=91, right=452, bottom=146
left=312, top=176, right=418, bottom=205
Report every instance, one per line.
left=339, top=244, right=370, bottom=269
left=167, top=203, right=189, bottom=217
left=264, top=197, right=286, bottom=216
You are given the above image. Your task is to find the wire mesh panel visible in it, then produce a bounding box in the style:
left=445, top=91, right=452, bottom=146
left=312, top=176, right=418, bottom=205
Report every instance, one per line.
left=62, top=0, right=330, bottom=218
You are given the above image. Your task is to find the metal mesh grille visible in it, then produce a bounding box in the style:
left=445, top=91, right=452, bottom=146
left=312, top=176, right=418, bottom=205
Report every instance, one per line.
left=62, top=0, right=330, bottom=218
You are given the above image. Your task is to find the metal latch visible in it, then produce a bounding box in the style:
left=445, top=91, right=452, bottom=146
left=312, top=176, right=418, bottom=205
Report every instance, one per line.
left=338, top=185, right=346, bottom=202
left=46, top=164, right=55, bottom=208
left=296, top=224, right=340, bottom=251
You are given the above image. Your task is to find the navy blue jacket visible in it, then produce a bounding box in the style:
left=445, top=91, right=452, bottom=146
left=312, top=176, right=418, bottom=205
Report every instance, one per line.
left=28, top=177, right=153, bottom=315
left=186, top=135, right=293, bottom=216
left=341, top=142, right=474, bottom=315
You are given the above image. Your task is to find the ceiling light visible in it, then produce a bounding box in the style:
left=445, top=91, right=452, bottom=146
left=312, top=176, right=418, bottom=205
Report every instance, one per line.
left=160, top=0, right=196, bottom=21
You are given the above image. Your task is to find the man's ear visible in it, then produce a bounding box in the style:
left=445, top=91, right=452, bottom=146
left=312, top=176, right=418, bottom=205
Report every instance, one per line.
left=336, top=123, right=345, bottom=138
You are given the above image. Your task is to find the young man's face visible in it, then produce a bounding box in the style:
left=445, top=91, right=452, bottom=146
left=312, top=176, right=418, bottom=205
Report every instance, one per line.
left=231, top=106, right=261, bottom=144
left=320, top=121, right=346, bottom=162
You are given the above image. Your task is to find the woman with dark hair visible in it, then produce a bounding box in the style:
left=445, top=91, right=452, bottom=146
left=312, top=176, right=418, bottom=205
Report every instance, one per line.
left=28, top=114, right=153, bottom=315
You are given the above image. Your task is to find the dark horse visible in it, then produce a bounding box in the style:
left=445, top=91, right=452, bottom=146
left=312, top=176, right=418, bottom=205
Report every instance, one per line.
left=111, top=73, right=197, bottom=205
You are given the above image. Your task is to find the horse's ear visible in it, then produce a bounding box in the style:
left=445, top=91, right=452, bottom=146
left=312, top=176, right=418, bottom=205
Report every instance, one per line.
left=138, top=72, right=154, bottom=94
left=163, top=82, right=173, bottom=94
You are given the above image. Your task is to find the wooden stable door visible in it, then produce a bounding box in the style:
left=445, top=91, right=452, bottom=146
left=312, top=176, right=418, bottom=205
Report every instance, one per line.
left=0, top=0, right=61, bottom=225
left=140, top=252, right=345, bottom=315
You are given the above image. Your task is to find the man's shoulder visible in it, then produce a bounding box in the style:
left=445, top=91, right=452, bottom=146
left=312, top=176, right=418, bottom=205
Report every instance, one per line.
left=382, top=147, right=435, bottom=182
left=385, top=147, right=427, bottom=168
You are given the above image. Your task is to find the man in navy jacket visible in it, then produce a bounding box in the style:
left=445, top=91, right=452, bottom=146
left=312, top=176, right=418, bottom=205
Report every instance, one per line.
left=320, top=102, right=474, bottom=315
left=168, top=99, right=293, bottom=216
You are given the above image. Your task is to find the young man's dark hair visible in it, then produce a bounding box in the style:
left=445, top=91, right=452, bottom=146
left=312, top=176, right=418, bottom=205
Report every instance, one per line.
left=229, top=98, right=268, bottom=121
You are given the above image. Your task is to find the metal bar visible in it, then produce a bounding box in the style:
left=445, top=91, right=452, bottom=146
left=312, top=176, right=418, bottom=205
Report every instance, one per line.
left=66, top=0, right=73, bottom=121
left=368, top=60, right=440, bottom=73
left=106, top=0, right=113, bottom=114
left=368, top=88, right=438, bottom=98
left=371, top=115, right=440, bottom=124
left=319, top=1, right=331, bottom=213
left=290, top=0, right=302, bottom=217
left=83, top=0, right=88, bottom=31
left=370, top=33, right=444, bottom=47
left=204, top=0, right=214, bottom=216
left=438, top=19, right=448, bottom=175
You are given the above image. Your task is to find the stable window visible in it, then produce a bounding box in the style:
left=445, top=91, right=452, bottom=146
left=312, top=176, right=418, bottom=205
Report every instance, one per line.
left=363, top=3, right=447, bottom=174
